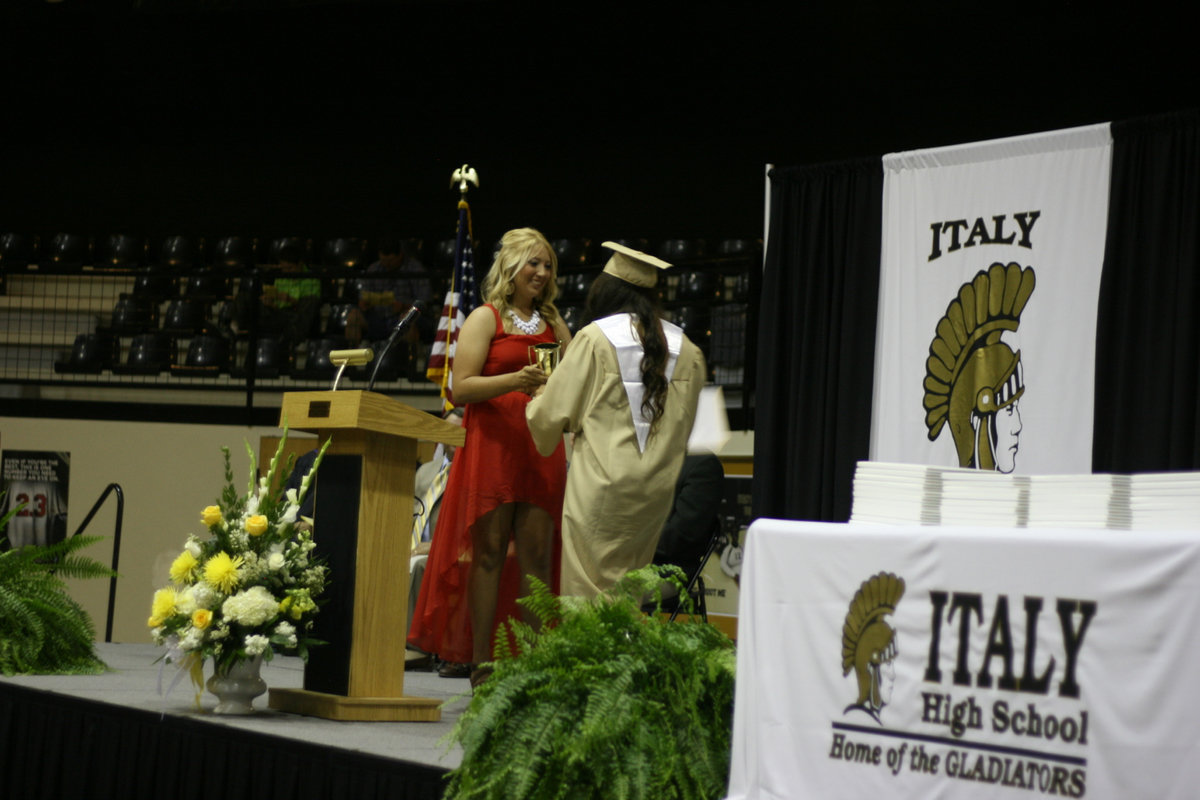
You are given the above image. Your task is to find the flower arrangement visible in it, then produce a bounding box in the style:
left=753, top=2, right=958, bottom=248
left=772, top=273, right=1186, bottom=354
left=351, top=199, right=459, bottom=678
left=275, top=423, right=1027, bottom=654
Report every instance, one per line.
left=149, top=431, right=330, bottom=689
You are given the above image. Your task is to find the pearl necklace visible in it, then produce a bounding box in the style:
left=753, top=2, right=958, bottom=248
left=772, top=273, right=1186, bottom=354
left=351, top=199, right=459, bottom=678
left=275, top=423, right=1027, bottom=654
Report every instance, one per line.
left=510, top=308, right=541, bottom=335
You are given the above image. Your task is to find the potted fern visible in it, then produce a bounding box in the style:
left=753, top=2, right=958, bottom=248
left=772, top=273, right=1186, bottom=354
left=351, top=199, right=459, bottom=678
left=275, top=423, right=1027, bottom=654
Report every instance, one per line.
left=444, top=566, right=736, bottom=800
left=0, top=501, right=117, bottom=676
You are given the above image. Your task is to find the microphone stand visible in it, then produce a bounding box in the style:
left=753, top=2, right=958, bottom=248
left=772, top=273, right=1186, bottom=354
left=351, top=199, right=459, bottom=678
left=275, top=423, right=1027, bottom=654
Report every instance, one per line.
left=367, top=302, right=422, bottom=392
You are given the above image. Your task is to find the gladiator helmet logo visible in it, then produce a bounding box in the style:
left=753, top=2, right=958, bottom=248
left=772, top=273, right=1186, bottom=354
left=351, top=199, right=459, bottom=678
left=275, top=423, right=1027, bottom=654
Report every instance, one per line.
left=842, top=572, right=905, bottom=723
left=923, top=262, right=1036, bottom=473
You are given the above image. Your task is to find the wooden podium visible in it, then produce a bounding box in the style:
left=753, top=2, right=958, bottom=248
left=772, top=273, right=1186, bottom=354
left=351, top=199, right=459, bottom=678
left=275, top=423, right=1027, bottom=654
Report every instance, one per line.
left=267, top=390, right=465, bottom=722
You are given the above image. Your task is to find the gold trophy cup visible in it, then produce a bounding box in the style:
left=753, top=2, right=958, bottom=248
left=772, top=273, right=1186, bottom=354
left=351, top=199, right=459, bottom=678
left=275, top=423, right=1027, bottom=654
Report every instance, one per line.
left=528, top=342, right=561, bottom=376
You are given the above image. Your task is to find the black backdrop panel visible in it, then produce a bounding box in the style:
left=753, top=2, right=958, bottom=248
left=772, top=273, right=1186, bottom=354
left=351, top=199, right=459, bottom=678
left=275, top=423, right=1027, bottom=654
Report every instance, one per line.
left=304, top=453, right=362, bottom=696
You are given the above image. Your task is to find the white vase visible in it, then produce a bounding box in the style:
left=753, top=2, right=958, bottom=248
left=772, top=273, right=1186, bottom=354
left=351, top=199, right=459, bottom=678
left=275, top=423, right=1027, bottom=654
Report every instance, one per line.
left=207, top=654, right=267, bottom=714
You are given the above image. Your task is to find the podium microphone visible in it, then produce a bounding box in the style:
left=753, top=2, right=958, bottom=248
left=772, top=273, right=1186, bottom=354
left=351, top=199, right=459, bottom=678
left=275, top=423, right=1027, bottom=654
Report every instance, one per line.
left=389, top=301, right=424, bottom=339
left=367, top=300, right=424, bottom=391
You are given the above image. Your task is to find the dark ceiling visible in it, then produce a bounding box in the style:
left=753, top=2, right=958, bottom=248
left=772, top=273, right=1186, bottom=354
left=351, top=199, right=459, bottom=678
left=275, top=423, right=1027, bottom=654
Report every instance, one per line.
left=1, top=0, right=1196, bottom=250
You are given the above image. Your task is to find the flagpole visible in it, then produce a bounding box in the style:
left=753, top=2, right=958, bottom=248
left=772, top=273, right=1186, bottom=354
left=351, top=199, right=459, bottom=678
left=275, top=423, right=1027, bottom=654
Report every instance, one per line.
left=426, top=164, right=481, bottom=412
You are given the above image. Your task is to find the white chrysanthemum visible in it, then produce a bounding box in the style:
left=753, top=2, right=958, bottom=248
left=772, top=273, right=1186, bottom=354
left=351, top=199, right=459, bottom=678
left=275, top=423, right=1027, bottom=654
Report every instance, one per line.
left=221, top=586, right=279, bottom=627
left=191, top=583, right=216, bottom=609
left=245, top=493, right=261, bottom=516
left=244, top=635, right=270, bottom=656
left=176, top=586, right=197, bottom=615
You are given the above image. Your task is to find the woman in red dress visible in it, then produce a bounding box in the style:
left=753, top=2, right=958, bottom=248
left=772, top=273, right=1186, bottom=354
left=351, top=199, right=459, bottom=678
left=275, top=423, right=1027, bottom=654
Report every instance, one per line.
left=408, top=228, right=571, bottom=686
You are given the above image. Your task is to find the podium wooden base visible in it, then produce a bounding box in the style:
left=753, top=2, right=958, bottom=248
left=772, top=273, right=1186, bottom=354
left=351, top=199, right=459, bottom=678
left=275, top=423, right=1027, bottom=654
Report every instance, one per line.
left=268, top=687, right=442, bottom=722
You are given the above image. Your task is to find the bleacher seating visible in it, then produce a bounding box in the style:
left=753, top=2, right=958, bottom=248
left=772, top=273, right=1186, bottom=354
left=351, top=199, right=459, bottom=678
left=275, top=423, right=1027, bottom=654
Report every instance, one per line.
left=0, top=231, right=757, bottom=396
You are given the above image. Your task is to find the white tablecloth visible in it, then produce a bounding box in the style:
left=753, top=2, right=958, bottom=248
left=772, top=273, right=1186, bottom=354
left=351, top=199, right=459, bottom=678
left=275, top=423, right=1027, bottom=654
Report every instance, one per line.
left=726, top=519, right=1200, bottom=799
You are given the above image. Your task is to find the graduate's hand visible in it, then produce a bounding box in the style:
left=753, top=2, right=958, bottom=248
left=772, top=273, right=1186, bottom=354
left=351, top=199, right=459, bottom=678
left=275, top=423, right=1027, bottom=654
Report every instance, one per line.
left=514, top=365, right=548, bottom=395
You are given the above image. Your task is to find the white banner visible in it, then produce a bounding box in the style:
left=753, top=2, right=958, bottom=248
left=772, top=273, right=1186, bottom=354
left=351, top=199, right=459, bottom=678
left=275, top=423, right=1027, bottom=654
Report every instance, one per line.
left=870, top=125, right=1112, bottom=474
left=727, top=519, right=1200, bottom=800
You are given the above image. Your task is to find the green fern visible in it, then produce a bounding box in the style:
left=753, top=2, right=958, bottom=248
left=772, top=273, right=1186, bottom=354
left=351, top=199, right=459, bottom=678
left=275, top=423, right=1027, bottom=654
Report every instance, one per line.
left=0, top=521, right=117, bottom=676
left=443, top=565, right=736, bottom=800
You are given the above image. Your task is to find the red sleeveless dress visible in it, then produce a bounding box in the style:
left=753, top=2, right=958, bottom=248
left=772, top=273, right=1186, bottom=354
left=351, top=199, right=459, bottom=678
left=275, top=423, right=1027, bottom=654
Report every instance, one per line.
left=408, top=305, right=566, bottom=663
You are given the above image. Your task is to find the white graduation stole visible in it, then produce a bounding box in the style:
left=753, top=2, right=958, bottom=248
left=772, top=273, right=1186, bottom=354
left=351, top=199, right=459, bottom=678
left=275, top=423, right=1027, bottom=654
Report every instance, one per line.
left=594, top=313, right=684, bottom=453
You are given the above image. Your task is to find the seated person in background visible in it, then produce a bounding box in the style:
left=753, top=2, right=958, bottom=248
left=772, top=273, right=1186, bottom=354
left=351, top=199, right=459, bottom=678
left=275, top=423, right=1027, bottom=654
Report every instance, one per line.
left=230, top=242, right=322, bottom=345
left=353, top=237, right=434, bottom=343
left=407, top=407, right=463, bottom=671
left=652, top=453, right=725, bottom=600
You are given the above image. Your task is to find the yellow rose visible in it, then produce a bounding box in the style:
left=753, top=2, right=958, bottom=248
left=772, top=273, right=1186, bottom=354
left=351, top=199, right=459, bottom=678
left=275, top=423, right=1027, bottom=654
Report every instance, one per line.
left=245, top=514, right=269, bottom=537
left=201, top=505, right=223, bottom=527
left=148, top=587, right=177, bottom=627
left=169, top=550, right=200, bottom=584
left=192, top=608, right=213, bottom=630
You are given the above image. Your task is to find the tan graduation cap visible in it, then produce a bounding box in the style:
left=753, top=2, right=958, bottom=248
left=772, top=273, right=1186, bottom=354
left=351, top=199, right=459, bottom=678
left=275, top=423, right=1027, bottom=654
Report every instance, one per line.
left=601, top=241, right=673, bottom=287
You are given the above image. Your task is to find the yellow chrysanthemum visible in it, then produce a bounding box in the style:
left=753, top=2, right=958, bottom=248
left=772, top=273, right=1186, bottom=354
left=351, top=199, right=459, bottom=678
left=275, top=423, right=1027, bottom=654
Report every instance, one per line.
left=201, top=505, right=223, bottom=527
left=169, top=550, right=200, bottom=584
left=203, top=551, right=244, bottom=594
left=148, top=587, right=177, bottom=627
left=245, top=514, right=269, bottom=537
left=192, top=608, right=213, bottom=630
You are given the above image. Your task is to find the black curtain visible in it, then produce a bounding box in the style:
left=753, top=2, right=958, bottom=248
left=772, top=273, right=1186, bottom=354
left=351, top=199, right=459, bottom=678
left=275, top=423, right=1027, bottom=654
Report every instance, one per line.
left=1093, top=110, right=1200, bottom=472
left=752, top=159, right=883, bottom=522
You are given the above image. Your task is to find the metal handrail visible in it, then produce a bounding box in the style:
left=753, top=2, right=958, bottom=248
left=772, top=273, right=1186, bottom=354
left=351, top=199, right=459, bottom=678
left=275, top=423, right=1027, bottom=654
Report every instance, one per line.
left=69, top=483, right=124, bottom=642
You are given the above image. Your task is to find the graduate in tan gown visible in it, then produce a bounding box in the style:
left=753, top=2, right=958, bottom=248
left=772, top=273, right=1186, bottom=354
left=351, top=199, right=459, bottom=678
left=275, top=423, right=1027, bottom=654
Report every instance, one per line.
left=526, top=242, right=707, bottom=597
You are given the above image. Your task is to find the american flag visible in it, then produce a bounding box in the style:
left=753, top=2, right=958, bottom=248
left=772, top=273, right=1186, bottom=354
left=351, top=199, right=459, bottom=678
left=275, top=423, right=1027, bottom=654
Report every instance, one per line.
left=426, top=198, right=480, bottom=410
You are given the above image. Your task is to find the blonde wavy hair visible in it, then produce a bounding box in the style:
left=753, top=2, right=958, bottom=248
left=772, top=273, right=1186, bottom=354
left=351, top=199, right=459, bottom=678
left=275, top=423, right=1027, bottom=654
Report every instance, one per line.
left=481, top=227, right=562, bottom=333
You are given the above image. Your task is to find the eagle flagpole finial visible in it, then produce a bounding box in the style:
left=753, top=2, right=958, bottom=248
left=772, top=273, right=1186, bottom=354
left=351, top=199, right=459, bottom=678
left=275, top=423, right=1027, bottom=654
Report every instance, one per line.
left=451, top=164, right=479, bottom=199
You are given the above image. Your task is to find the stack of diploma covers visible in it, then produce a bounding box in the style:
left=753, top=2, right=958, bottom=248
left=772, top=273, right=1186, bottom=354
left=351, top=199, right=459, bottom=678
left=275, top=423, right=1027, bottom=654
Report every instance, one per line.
left=850, top=461, right=1199, bottom=531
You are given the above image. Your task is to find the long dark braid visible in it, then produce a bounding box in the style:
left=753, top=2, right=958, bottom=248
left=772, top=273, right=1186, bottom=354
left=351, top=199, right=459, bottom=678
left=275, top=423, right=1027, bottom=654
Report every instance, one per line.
left=582, top=273, right=670, bottom=428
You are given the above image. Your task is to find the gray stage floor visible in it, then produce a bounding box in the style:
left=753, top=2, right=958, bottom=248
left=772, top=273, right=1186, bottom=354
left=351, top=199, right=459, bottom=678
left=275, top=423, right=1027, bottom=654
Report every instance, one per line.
left=0, top=642, right=469, bottom=771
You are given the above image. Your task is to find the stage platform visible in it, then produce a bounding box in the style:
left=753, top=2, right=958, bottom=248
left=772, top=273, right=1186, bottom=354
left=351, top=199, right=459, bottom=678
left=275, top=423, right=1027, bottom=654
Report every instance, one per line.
left=0, top=642, right=469, bottom=800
